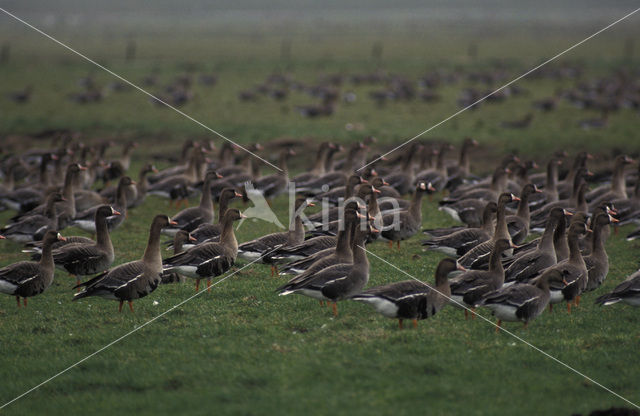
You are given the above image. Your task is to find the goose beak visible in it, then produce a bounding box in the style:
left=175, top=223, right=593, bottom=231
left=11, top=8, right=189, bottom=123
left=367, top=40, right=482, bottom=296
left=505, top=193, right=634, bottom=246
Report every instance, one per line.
left=457, top=263, right=467, bottom=272
left=130, top=180, right=137, bottom=185
left=563, top=209, right=573, bottom=216
left=372, top=186, right=381, bottom=194
left=189, top=235, right=197, bottom=242
left=356, top=212, right=367, bottom=220
left=428, top=183, right=436, bottom=192
left=610, top=216, right=619, bottom=223
left=586, top=153, right=594, bottom=160
left=240, top=213, right=248, bottom=219
left=370, top=226, right=380, bottom=234
left=235, top=192, right=243, bottom=198
left=0, top=235, right=5, bottom=239
left=307, top=202, right=316, bottom=207
left=370, top=169, right=378, bottom=176
left=361, top=178, right=368, bottom=184
left=511, top=195, right=521, bottom=202
left=78, top=165, right=88, bottom=171
left=169, top=220, right=178, bottom=226
left=112, top=210, right=122, bottom=216
left=152, top=166, right=159, bottom=173
left=216, top=173, right=224, bottom=179
left=562, top=278, right=569, bottom=286
left=510, top=242, right=519, bottom=249
left=383, top=180, right=390, bottom=186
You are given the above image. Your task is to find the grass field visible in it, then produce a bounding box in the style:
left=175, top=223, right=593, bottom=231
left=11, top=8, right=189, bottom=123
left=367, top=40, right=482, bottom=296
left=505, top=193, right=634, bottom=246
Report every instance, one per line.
left=1, top=3, right=640, bottom=415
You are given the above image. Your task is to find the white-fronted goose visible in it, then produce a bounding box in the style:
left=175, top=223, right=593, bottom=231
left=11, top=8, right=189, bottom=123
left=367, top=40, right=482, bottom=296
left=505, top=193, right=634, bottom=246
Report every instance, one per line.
left=479, top=269, right=565, bottom=332
left=379, top=182, right=434, bottom=249
left=584, top=212, right=617, bottom=292
left=253, top=149, right=294, bottom=200
left=238, top=197, right=311, bottom=263
left=384, top=144, right=422, bottom=195
left=506, top=183, right=541, bottom=244
left=0, top=231, right=65, bottom=307
left=1, top=192, right=65, bottom=243
left=72, top=176, right=133, bottom=234
left=162, top=209, right=244, bottom=292
left=278, top=222, right=375, bottom=317
left=457, top=193, right=519, bottom=269
left=450, top=239, right=514, bottom=318
left=557, top=152, right=592, bottom=200
left=313, top=175, right=365, bottom=206
left=505, top=208, right=568, bottom=283
left=547, top=222, right=588, bottom=313
left=414, top=143, right=453, bottom=191
left=161, top=170, right=219, bottom=237
left=588, top=155, right=634, bottom=209
left=352, top=258, right=461, bottom=328
left=595, top=270, right=640, bottom=307
left=422, top=201, right=497, bottom=257
left=147, top=145, right=206, bottom=202
left=73, top=214, right=176, bottom=311
left=183, top=188, right=242, bottom=245
left=161, top=230, right=197, bottom=284
left=446, top=138, right=478, bottom=180
left=51, top=205, right=120, bottom=286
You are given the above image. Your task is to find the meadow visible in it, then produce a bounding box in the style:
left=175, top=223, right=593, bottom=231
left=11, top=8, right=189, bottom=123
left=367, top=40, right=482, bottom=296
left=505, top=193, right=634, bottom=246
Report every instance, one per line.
left=1, top=7, right=640, bottom=415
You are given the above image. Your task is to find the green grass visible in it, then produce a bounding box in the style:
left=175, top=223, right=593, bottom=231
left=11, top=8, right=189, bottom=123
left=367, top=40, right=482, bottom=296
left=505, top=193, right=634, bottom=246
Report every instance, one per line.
left=1, top=14, right=640, bottom=415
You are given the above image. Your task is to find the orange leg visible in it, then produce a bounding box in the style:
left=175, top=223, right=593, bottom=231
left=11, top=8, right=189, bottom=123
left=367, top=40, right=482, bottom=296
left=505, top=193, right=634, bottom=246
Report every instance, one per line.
left=398, top=319, right=404, bottom=329
left=23, top=298, right=27, bottom=307
left=471, top=308, right=476, bottom=320
left=319, top=300, right=325, bottom=307
left=331, top=302, right=338, bottom=317
left=388, top=241, right=393, bottom=249
left=271, top=265, right=278, bottom=277
left=464, top=309, right=469, bottom=320
left=575, top=295, right=581, bottom=307
left=195, top=279, right=200, bottom=292
left=128, top=301, right=134, bottom=312
left=16, top=296, right=20, bottom=308
left=567, top=302, right=572, bottom=314
left=495, top=320, right=502, bottom=333
left=397, top=241, right=401, bottom=249
left=614, top=225, right=619, bottom=235
left=207, top=279, right=212, bottom=292
left=523, top=322, right=529, bottom=330
left=119, top=300, right=124, bottom=312
left=412, top=319, right=418, bottom=328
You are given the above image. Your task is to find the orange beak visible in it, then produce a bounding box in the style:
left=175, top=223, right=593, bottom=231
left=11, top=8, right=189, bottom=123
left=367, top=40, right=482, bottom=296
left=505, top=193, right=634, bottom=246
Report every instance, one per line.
left=169, top=220, right=178, bottom=226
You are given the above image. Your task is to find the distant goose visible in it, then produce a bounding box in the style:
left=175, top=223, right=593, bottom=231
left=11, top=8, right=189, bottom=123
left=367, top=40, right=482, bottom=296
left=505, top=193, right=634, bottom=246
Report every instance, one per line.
left=584, top=212, right=616, bottom=292
left=72, top=176, right=133, bottom=234
left=379, top=182, right=434, bottom=249
left=73, top=214, right=176, bottom=311
left=0, top=231, right=65, bottom=307
left=352, top=258, right=461, bottom=329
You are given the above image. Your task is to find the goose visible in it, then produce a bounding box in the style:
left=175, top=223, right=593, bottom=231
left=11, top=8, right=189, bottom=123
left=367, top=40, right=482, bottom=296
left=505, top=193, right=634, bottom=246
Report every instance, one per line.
left=457, top=193, right=519, bottom=269
left=50, top=205, right=120, bottom=286
left=130, top=163, right=158, bottom=208
left=595, top=270, right=640, bottom=307
left=422, top=201, right=497, bottom=257
left=557, top=152, right=592, bottom=200
left=162, top=209, right=244, bottom=292
left=277, top=203, right=361, bottom=275
left=383, top=144, right=422, bottom=195
left=1, top=192, right=65, bottom=243
left=306, top=183, right=375, bottom=226
left=253, top=149, right=294, bottom=200
left=238, top=197, right=311, bottom=264
left=414, top=143, right=453, bottom=191
left=148, top=139, right=195, bottom=184
left=182, top=188, right=242, bottom=245
left=291, top=142, right=336, bottom=184
left=505, top=208, right=568, bottom=283
left=506, top=183, right=541, bottom=244
left=278, top=207, right=361, bottom=282
left=312, top=175, right=365, bottom=206
left=443, top=166, right=509, bottom=203
left=446, top=137, right=479, bottom=181
left=73, top=214, right=176, bottom=311
left=161, top=230, right=196, bottom=284
left=370, top=176, right=401, bottom=200
left=584, top=212, right=617, bottom=292
left=147, top=145, right=206, bottom=202
left=72, top=176, right=133, bottom=234
left=587, top=155, right=634, bottom=209
left=546, top=222, right=589, bottom=313
left=161, top=170, right=220, bottom=237
left=478, top=269, right=565, bottom=332
left=530, top=171, right=590, bottom=232
left=277, top=222, right=375, bottom=317
left=450, top=239, right=515, bottom=318
left=296, top=142, right=366, bottom=195
left=379, top=182, right=434, bottom=249
left=0, top=231, right=65, bottom=307
left=352, top=258, right=461, bottom=329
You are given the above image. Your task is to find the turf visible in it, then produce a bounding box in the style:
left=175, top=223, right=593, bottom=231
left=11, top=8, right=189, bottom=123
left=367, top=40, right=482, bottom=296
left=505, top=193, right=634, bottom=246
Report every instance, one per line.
left=1, top=7, right=640, bottom=415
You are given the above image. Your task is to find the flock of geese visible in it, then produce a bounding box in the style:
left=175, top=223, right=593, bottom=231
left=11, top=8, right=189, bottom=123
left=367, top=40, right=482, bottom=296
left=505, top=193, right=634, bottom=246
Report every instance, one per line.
left=1, top=136, right=639, bottom=330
